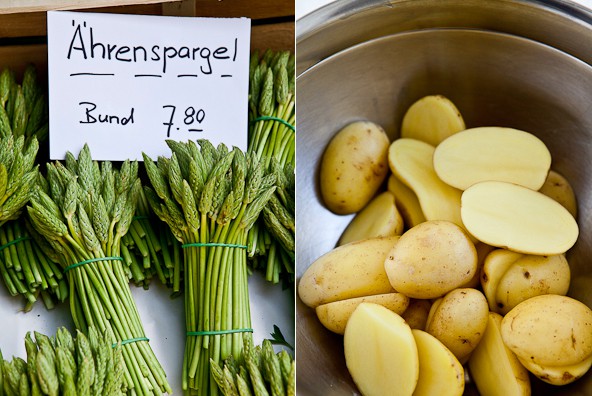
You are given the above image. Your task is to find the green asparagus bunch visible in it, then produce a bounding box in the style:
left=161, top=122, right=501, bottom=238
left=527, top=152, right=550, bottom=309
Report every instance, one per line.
left=143, top=140, right=276, bottom=396
left=120, top=187, right=182, bottom=293
left=0, top=65, right=49, bottom=144
left=26, top=145, right=171, bottom=395
left=247, top=50, right=295, bottom=285
left=0, top=326, right=126, bottom=396
left=0, top=217, right=67, bottom=311
left=210, top=337, right=295, bottom=396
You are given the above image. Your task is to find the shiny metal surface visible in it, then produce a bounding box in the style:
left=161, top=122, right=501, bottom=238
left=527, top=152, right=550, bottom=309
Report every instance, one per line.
left=296, top=1, right=592, bottom=395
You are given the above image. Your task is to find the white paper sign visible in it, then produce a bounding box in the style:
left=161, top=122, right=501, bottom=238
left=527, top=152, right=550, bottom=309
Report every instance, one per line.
left=47, top=11, right=251, bottom=161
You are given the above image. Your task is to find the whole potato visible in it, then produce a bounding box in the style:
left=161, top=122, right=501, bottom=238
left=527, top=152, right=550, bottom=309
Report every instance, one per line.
left=320, top=121, right=390, bottom=214
left=426, top=288, right=489, bottom=364
left=384, top=220, right=477, bottom=299
left=501, top=294, right=592, bottom=367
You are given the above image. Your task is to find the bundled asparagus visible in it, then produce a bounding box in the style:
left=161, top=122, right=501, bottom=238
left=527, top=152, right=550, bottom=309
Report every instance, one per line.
left=0, top=65, right=49, bottom=144
left=1, top=326, right=126, bottom=395
left=26, top=145, right=171, bottom=395
left=143, top=140, right=276, bottom=395
left=0, top=218, right=67, bottom=311
left=247, top=50, right=295, bottom=285
left=120, top=187, right=182, bottom=293
left=210, top=337, right=295, bottom=396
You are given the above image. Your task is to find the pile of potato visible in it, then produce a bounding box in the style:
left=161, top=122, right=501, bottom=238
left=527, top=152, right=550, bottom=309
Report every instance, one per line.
left=298, top=95, right=592, bottom=396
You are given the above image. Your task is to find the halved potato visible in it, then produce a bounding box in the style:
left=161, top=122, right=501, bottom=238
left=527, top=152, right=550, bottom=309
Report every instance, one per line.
left=539, top=169, right=578, bottom=218
left=400, top=95, right=465, bottom=146
left=388, top=138, right=465, bottom=232
left=433, top=127, right=551, bottom=191
left=412, top=329, right=464, bottom=396
left=344, top=303, right=419, bottom=396
left=461, top=181, right=578, bottom=255
left=387, top=174, right=426, bottom=228
left=338, top=191, right=404, bottom=246
left=316, top=292, right=409, bottom=334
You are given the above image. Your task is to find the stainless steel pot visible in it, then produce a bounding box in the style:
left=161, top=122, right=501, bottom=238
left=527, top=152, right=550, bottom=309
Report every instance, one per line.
left=296, top=1, right=592, bottom=394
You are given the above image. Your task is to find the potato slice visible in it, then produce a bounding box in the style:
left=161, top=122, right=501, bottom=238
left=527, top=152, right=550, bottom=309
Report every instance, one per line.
left=387, top=174, right=426, bottom=228
left=501, top=295, right=592, bottom=367
left=539, top=169, right=578, bottom=218
left=298, top=236, right=399, bottom=308
left=412, top=329, right=464, bottom=396
left=320, top=121, right=390, bottom=214
left=425, top=288, right=489, bottom=364
left=388, top=138, right=465, bottom=231
left=316, top=292, right=409, bottom=334
left=344, top=303, right=419, bottom=396
left=338, top=191, right=404, bottom=246
left=461, top=181, right=578, bottom=255
left=384, top=220, right=477, bottom=299
left=468, top=312, right=531, bottom=396
left=517, top=354, right=592, bottom=386
left=433, top=127, right=551, bottom=191
left=400, top=95, right=465, bottom=146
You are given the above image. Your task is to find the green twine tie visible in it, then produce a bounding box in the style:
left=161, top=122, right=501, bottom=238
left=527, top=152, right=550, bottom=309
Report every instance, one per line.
left=186, top=328, right=253, bottom=336
left=251, top=116, right=295, bottom=131
left=63, top=257, right=123, bottom=273
left=181, top=243, right=247, bottom=249
left=0, top=236, right=30, bottom=252
left=112, top=337, right=149, bottom=348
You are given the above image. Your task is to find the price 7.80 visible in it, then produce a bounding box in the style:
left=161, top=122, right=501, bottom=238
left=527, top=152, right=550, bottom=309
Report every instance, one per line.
left=162, top=105, right=206, bottom=137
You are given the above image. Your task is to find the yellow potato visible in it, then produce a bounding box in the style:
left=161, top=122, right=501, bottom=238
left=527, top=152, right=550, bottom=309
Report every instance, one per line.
left=539, top=169, right=578, bottom=218
left=400, top=95, right=465, bottom=146
left=468, top=312, right=531, bottom=396
left=320, top=121, right=390, bottom=214
left=412, top=329, right=464, bottom=396
left=494, top=253, right=570, bottom=315
left=315, top=292, right=409, bottom=334
left=501, top=294, right=592, bottom=367
left=461, top=180, right=579, bottom=255
left=338, top=191, right=404, bottom=246
left=517, top=354, right=592, bottom=386
left=387, top=174, right=426, bottom=228
left=433, top=127, right=551, bottom=191
left=461, top=242, right=495, bottom=289
left=384, top=220, right=477, bottom=299
left=298, top=236, right=399, bottom=308
left=344, top=303, right=419, bottom=396
left=402, top=299, right=432, bottom=330
left=425, top=288, right=489, bottom=364
left=388, top=138, right=465, bottom=232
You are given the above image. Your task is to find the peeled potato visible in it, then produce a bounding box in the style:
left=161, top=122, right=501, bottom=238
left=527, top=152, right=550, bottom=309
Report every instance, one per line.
left=400, top=95, right=465, bottom=146
left=388, top=138, right=465, bottom=232
left=501, top=294, right=592, bottom=367
left=425, top=288, right=489, bottom=364
left=387, top=174, right=426, bottom=228
left=539, top=169, right=578, bottom=218
left=338, top=191, right=404, bottom=246
left=320, top=121, right=390, bottom=214
left=412, top=329, right=464, bottom=396
left=316, top=292, right=409, bottom=334
left=344, top=303, right=419, bottom=396
left=298, top=236, right=399, bottom=308
left=461, top=180, right=579, bottom=255
left=433, top=127, right=551, bottom=191
left=384, top=220, right=477, bottom=299
left=468, top=312, right=531, bottom=396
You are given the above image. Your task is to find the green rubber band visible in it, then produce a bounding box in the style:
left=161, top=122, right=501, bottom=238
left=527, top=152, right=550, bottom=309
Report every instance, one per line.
left=186, top=328, right=253, bottom=336
left=0, top=236, right=30, bottom=252
left=64, top=257, right=123, bottom=273
left=181, top=242, right=247, bottom=249
left=132, top=215, right=150, bottom=220
left=112, top=337, right=149, bottom=348
left=252, top=116, right=295, bottom=131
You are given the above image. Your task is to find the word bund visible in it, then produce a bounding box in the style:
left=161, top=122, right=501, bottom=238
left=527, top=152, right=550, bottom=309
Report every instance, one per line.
left=48, top=11, right=251, bottom=161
